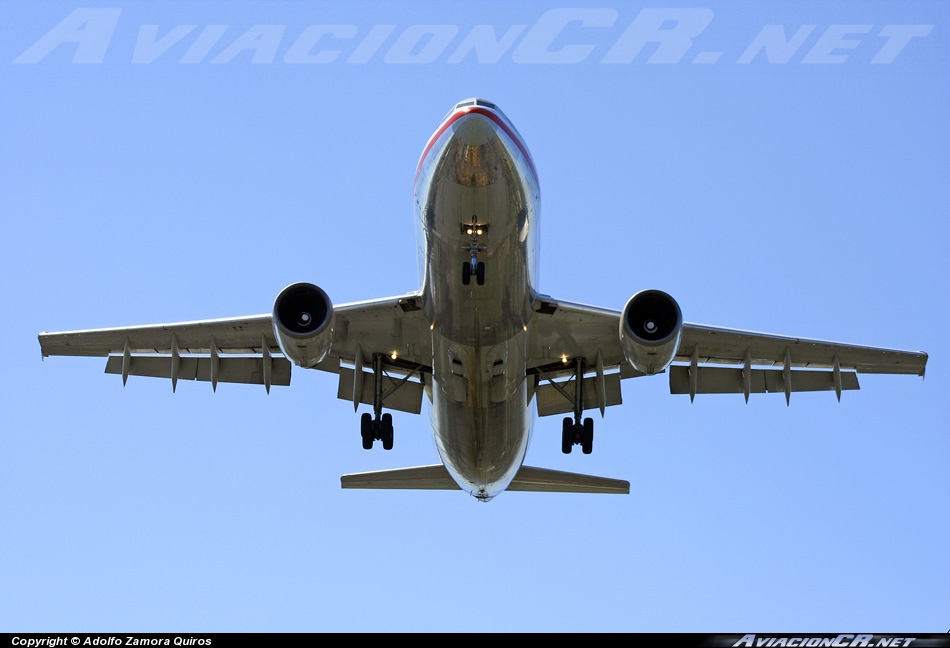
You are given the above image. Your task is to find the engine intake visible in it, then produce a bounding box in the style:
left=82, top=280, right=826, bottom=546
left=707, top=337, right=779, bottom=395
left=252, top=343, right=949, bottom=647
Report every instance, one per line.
left=273, top=282, right=334, bottom=368
left=620, top=289, right=683, bottom=375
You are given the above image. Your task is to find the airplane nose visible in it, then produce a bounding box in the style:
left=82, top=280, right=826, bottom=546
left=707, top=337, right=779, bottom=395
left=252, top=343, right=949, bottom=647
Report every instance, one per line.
left=451, top=113, right=497, bottom=147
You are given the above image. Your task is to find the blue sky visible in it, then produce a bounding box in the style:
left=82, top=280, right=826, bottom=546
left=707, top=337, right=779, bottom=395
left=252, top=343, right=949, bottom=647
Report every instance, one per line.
left=2, top=1, right=947, bottom=633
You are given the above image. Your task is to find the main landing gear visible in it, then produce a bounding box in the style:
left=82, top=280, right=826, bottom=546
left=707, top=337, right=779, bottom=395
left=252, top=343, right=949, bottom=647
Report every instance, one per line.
left=360, top=354, right=395, bottom=450
left=560, top=358, right=594, bottom=455
left=562, top=416, right=594, bottom=455
left=361, top=412, right=393, bottom=450
left=461, top=216, right=487, bottom=286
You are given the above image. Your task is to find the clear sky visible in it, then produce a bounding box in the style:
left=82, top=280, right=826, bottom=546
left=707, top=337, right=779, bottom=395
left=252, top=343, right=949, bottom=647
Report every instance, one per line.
left=2, top=1, right=947, bottom=633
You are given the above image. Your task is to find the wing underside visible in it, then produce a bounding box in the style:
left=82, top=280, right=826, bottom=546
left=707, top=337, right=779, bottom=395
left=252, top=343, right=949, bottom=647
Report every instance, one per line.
left=41, top=291, right=926, bottom=400
left=38, top=293, right=433, bottom=406
left=527, top=295, right=927, bottom=408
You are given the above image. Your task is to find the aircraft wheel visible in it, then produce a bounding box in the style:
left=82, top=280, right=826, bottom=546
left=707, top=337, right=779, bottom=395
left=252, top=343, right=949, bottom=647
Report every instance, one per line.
left=462, top=262, right=471, bottom=285
left=582, top=417, right=594, bottom=455
left=476, top=262, right=486, bottom=286
left=381, top=412, right=394, bottom=451
left=360, top=412, right=374, bottom=450
left=561, top=417, right=573, bottom=454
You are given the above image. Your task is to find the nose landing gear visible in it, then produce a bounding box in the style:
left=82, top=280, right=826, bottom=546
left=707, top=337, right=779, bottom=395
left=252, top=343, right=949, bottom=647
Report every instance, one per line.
left=462, top=259, right=486, bottom=286
left=461, top=216, right=488, bottom=286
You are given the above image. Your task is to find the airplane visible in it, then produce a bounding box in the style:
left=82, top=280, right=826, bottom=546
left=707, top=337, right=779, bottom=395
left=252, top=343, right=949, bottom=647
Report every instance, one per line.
left=38, top=97, right=929, bottom=502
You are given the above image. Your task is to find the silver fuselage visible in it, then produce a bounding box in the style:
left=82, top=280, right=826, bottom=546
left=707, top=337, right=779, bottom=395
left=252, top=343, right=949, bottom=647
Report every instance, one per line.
left=412, top=103, right=541, bottom=501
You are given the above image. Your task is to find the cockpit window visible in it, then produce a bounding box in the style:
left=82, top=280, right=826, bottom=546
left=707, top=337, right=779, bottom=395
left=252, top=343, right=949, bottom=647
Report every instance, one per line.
left=443, top=99, right=501, bottom=123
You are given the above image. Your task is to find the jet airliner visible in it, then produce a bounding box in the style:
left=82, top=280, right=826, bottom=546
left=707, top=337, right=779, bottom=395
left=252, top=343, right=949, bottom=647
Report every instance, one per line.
left=39, top=98, right=929, bottom=502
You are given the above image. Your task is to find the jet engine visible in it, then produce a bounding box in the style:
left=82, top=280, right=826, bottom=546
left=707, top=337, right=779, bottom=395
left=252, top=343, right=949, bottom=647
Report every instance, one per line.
left=619, top=289, right=683, bottom=375
left=272, top=282, right=334, bottom=368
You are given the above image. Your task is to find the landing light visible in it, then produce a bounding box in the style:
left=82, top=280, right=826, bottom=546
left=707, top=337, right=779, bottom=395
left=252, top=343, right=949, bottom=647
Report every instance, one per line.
left=391, top=351, right=398, bottom=360
left=467, top=228, right=473, bottom=235
left=561, top=354, right=568, bottom=364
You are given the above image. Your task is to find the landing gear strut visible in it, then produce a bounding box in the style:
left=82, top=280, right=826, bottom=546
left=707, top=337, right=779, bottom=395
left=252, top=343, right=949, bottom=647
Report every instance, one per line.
left=560, top=358, right=594, bottom=455
left=360, top=353, right=395, bottom=450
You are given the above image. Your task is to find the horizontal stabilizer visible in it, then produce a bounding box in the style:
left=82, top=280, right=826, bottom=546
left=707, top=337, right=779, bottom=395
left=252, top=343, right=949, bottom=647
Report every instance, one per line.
left=341, top=464, right=629, bottom=494
left=508, top=465, right=629, bottom=494
left=341, top=464, right=459, bottom=490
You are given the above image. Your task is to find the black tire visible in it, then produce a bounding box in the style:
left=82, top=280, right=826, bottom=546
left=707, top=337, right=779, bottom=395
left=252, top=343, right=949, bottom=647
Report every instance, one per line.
left=561, top=417, right=573, bottom=454
left=360, top=412, right=373, bottom=450
left=476, top=262, right=486, bottom=286
left=381, top=413, right=394, bottom=451
left=462, top=262, right=471, bottom=285
left=582, top=417, right=594, bottom=455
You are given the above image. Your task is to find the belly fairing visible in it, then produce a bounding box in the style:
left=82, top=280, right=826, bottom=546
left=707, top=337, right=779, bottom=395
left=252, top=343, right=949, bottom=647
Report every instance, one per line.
left=430, top=333, right=532, bottom=501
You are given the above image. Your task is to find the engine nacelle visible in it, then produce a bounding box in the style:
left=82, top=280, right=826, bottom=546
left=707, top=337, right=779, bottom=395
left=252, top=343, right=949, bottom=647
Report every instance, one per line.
left=620, top=289, right=683, bottom=375
left=273, top=282, right=334, bottom=368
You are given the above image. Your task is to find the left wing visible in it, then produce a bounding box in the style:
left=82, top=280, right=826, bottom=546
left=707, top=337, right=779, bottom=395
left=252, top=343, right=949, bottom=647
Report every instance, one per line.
left=670, top=323, right=927, bottom=402
left=527, top=295, right=927, bottom=411
left=39, top=293, right=432, bottom=412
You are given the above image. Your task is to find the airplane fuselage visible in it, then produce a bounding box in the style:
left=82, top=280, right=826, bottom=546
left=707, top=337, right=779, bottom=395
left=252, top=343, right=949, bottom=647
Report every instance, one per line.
left=413, top=100, right=541, bottom=501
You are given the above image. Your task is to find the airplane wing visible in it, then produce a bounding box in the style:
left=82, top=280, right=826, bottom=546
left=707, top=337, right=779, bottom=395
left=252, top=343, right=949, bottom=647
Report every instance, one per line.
left=38, top=293, right=432, bottom=412
left=528, top=295, right=928, bottom=413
